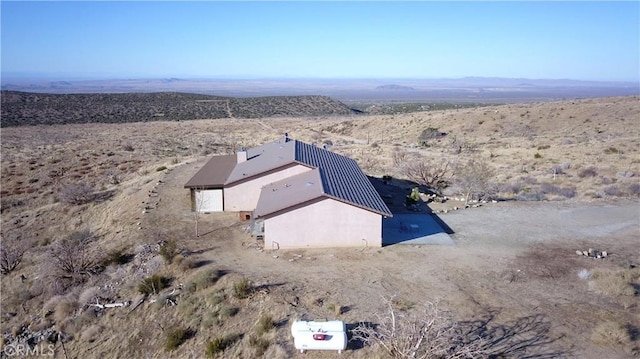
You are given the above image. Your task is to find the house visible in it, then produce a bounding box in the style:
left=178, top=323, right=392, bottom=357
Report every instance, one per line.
left=184, top=135, right=392, bottom=249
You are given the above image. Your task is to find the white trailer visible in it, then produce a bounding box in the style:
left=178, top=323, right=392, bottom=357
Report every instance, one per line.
left=291, top=320, right=347, bottom=354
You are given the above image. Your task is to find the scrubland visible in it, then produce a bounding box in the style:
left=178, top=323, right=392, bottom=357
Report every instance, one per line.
left=1, top=95, right=638, bottom=358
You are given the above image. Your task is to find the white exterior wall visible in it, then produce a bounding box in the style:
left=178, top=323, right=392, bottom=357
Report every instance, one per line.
left=224, top=165, right=310, bottom=212
left=264, top=198, right=382, bottom=249
left=194, top=189, right=223, bottom=212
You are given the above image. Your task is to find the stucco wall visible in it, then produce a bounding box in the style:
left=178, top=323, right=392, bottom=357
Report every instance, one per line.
left=263, top=198, right=382, bottom=249
left=224, top=164, right=310, bottom=212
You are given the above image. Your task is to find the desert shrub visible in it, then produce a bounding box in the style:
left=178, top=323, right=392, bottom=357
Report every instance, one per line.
left=537, top=144, right=550, bottom=150
left=205, top=334, right=239, bottom=358
left=520, top=176, right=538, bottom=185
left=540, top=183, right=561, bottom=195
left=404, top=157, right=453, bottom=193
left=257, top=314, right=275, bottom=334
left=159, top=239, right=178, bottom=264
left=187, top=268, right=223, bottom=293
left=0, top=239, right=26, bottom=274
left=370, top=142, right=379, bottom=148
left=419, top=127, right=446, bottom=146
left=249, top=335, right=271, bottom=356
left=578, top=167, right=598, bottom=178
left=122, top=144, right=135, bottom=152
left=233, top=277, right=253, bottom=299
left=54, top=297, right=78, bottom=324
left=138, top=275, right=169, bottom=295
left=560, top=186, right=577, bottom=198
left=58, top=182, right=96, bottom=205
left=604, top=185, right=624, bottom=196
left=352, top=297, right=487, bottom=359
left=327, top=303, right=343, bottom=316
left=589, top=267, right=639, bottom=297
left=534, top=152, right=542, bottom=159
left=454, top=158, right=495, bottom=204
left=516, top=190, right=546, bottom=201
left=165, top=326, right=191, bottom=351
left=156, top=165, right=168, bottom=172
left=217, top=305, right=239, bottom=319
left=590, top=321, right=632, bottom=347
left=629, top=183, right=640, bottom=196
left=500, top=182, right=523, bottom=194
left=49, top=230, right=102, bottom=278
left=604, top=147, right=620, bottom=154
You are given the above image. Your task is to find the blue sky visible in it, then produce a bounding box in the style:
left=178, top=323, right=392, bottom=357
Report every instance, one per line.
left=1, top=1, right=638, bottom=81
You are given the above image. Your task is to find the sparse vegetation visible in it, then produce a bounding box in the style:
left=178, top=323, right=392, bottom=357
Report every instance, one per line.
left=138, top=275, right=169, bottom=295
left=0, top=239, right=26, bottom=275
left=353, top=297, right=487, bottom=359
left=159, top=239, right=178, bottom=264
left=257, top=314, right=275, bottom=334
left=58, top=182, right=96, bottom=205
left=165, top=326, right=191, bottom=351
left=205, top=334, right=239, bottom=358
left=233, top=277, right=253, bottom=299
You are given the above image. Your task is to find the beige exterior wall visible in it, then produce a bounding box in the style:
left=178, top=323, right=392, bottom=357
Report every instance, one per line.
left=263, top=198, right=382, bottom=249
left=224, top=164, right=310, bottom=212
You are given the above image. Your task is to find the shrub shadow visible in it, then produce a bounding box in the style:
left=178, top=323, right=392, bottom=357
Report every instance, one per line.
left=458, top=311, right=571, bottom=358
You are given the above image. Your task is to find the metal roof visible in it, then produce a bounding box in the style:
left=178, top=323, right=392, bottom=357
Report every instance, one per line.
left=293, top=141, right=392, bottom=217
left=253, top=140, right=393, bottom=217
left=184, top=154, right=237, bottom=189
left=254, top=168, right=324, bottom=217
left=225, top=139, right=300, bottom=185
left=186, top=137, right=392, bottom=217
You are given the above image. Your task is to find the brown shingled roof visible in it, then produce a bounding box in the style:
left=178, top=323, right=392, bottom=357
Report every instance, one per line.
left=184, top=154, right=237, bottom=189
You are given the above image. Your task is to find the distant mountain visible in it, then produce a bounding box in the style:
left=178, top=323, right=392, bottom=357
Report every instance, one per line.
left=0, top=91, right=357, bottom=127
left=375, top=84, right=416, bottom=91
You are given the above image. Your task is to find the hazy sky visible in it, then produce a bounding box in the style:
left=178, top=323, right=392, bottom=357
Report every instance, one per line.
left=1, top=1, right=638, bottom=81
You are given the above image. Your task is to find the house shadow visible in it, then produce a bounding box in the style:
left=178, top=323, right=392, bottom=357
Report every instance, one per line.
left=369, top=175, right=455, bottom=246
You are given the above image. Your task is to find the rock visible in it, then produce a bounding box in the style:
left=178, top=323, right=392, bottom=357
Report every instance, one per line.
left=602, top=251, right=608, bottom=258
left=582, top=251, right=588, bottom=256
left=576, top=250, right=583, bottom=256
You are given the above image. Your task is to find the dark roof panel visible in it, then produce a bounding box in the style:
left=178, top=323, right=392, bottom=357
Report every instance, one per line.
left=184, top=154, right=237, bottom=188
left=294, top=141, right=392, bottom=217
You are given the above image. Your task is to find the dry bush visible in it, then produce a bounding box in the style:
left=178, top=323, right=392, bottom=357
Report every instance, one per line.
left=78, top=286, right=101, bottom=305
left=590, top=321, right=632, bottom=347
left=165, top=326, right=192, bottom=351
left=589, top=267, right=639, bottom=297
left=353, top=297, right=487, bottom=359
left=404, top=156, right=454, bottom=193
left=58, top=182, right=96, bottom=205
left=0, top=238, right=26, bottom=274
left=256, top=314, right=275, bottom=334
left=205, top=334, right=241, bottom=358
left=159, top=239, right=178, bottom=264
left=49, top=230, right=102, bottom=278
left=186, top=268, right=223, bottom=293
left=454, top=158, right=495, bottom=205
left=233, top=277, right=253, bottom=299
left=81, top=324, right=102, bottom=343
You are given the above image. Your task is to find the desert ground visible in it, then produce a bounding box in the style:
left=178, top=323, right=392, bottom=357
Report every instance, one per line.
left=1, top=95, right=639, bottom=358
